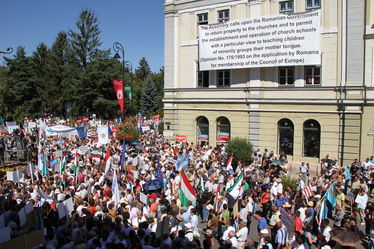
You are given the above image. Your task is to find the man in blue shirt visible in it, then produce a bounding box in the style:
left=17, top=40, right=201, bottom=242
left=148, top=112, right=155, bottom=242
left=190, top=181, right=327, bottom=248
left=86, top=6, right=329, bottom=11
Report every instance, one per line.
left=255, top=211, right=268, bottom=234
left=344, top=166, right=351, bottom=194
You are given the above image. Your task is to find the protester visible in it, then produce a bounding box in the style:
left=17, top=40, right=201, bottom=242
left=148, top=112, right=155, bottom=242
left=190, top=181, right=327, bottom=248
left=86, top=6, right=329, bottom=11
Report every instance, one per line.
left=0, top=116, right=372, bottom=249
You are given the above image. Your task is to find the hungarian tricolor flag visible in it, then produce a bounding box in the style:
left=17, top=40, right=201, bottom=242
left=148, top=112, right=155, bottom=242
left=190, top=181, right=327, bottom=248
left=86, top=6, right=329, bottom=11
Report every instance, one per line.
left=104, top=147, right=111, bottom=174
left=111, top=78, right=124, bottom=113
left=180, top=170, right=196, bottom=207
left=226, top=154, right=233, bottom=172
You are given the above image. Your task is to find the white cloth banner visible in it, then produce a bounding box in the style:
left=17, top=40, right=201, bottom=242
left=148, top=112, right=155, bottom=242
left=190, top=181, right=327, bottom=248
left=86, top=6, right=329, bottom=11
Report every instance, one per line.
left=97, top=126, right=109, bottom=145
left=199, top=11, right=321, bottom=70
left=6, top=171, right=18, bottom=183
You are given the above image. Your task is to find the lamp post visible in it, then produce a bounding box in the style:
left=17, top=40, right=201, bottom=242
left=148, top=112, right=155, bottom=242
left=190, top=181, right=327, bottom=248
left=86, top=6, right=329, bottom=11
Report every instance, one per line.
left=113, top=42, right=125, bottom=80
left=0, top=47, right=13, bottom=55
left=113, top=42, right=133, bottom=118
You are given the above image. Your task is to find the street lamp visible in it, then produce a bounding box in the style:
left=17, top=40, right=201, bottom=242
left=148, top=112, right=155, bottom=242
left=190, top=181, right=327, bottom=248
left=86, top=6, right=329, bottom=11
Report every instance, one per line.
left=113, top=42, right=125, bottom=80
left=0, top=47, right=13, bottom=55
left=113, top=42, right=132, bottom=74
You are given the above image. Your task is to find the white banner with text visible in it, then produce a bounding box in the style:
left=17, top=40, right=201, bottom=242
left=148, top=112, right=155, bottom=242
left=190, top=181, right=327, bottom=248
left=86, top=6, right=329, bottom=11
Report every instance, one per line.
left=198, top=11, right=321, bottom=70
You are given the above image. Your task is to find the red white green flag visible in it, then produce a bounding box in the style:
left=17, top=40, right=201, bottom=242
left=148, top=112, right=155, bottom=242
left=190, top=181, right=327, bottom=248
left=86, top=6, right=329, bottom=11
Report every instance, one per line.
left=180, top=170, right=196, bottom=207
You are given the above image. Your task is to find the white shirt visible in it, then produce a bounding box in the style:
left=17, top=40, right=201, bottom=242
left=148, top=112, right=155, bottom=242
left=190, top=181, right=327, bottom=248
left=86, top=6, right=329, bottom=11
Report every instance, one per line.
left=355, top=194, right=368, bottom=209
left=271, top=183, right=278, bottom=201
left=222, top=226, right=235, bottom=241
left=238, top=206, right=249, bottom=221
left=229, top=237, right=238, bottom=247
left=236, top=227, right=248, bottom=242
left=277, top=183, right=283, bottom=194
left=191, top=215, right=199, bottom=232
left=294, top=245, right=305, bottom=249
left=298, top=207, right=307, bottom=221
left=299, top=179, right=305, bottom=190
left=321, top=246, right=331, bottom=249
left=323, top=226, right=332, bottom=242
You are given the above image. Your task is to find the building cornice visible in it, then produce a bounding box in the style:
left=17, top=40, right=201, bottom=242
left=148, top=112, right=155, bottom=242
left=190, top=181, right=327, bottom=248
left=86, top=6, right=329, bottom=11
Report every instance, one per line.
left=164, top=86, right=371, bottom=92
left=163, top=98, right=366, bottom=105
left=163, top=107, right=363, bottom=114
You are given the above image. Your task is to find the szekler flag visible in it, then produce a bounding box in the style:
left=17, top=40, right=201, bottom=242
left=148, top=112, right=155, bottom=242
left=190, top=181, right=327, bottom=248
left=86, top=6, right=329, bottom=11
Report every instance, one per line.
left=227, top=171, right=243, bottom=200
left=42, top=157, right=49, bottom=176
left=176, top=154, right=183, bottom=169
left=180, top=170, right=196, bottom=207
left=182, top=154, right=190, bottom=170
left=111, top=78, right=124, bottom=113
left=120, top=143, right=126, bottom=170
left=112, top=169, right=121, bottom=208
left=318, top=199, right=328, bottom=226
left=156, top=160, right=164, bottom=186
left=325, top=183, right=336, bottom=207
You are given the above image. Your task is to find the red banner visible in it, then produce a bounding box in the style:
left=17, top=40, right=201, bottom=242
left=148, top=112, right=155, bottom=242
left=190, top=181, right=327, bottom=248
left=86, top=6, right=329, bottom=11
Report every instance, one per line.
left=111, top=78, right=124, bottom=113
left=176, top=135, right=187, bottom=142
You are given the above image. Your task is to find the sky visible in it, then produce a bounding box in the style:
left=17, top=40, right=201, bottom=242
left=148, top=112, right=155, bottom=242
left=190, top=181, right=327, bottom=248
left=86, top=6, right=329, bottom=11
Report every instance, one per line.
left=0, top=0, right=164, bottom=72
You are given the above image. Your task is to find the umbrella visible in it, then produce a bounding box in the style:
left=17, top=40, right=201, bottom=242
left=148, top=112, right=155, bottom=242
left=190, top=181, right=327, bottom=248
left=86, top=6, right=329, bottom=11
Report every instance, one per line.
left=131, top=142, right=142, bottom=146
left=330, top=227, right=361, bottom=248
left=143, top=180, right=163, bottom=191
left=271, top=160, right=286, bottom=167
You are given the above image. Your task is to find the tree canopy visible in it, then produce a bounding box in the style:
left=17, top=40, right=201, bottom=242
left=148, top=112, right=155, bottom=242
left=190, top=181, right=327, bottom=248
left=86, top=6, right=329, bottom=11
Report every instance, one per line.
left=0, top=10, right=164, bottom=122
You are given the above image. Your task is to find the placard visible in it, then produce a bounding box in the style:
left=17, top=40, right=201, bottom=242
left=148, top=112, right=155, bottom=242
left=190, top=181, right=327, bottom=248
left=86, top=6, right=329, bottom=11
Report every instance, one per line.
left=6, top=171, right=18, bottom=183
left=163, top=130, right=173, bottom=137
left=139, top=193, right=148, bottom=205
left=280, top=207, right=295, bottom=238
left=58, top=203, right=67, bottom=219
left=125, top=165, right=137, bottom=171
left=64, top=198, right=74, bottom=214
left=199, top=11, right=321, bottom=70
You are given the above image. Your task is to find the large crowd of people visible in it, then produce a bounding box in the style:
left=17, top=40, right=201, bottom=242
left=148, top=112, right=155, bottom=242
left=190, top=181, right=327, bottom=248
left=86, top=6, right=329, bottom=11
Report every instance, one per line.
left=0, top=118, right=373, bottom=249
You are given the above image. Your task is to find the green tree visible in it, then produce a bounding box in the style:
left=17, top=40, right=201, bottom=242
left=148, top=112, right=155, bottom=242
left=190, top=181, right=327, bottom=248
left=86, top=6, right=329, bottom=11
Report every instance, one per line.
left=3, top=47, right=38, bottom=121
left=47, top=32, right=77, bottom=116
left=226, top=137, right=254, bottom=167
left=140, top=76, right=159, bottom=116
left=152, top=67, right=164, bottom=115
left=71, top=58, right=122, bottom=119
left=31, top=43, right=50, bottom=114
left=135, top=57, right=151, bottom=80
left=68, top=9, right=103, bottom=68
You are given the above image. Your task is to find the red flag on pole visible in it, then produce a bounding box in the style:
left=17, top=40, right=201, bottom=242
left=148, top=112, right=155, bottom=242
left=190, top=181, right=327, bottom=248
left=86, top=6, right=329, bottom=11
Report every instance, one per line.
left=111, top=78, right=124, bottom=113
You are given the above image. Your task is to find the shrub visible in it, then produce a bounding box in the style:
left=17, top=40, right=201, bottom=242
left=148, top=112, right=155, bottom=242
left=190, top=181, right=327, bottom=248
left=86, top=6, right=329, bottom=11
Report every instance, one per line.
left=226, top=137, right=254, bottom=166
left=280, top=174, right=298, bottom=193
left=116, top=117, right=139, bottom=143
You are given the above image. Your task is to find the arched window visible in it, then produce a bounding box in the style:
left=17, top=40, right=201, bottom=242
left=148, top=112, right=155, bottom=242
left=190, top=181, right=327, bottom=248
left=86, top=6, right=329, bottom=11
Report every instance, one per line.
left=196, top=116, right=209, bottom=146
left=278, top=119, right=294, bottom=155
left=216, top=117, right=231, bottom=145
left=303, top=119, right=321, bottom=157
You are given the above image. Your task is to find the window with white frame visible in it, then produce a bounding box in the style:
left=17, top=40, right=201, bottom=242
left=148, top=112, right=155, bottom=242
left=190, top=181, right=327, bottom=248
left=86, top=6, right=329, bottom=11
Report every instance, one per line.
left=279, top=67, right=295, bottom=85
left=305, top=66, right=321, bottom=85
left=218, top=9, right=229, bottom=23
left=198, top=70, right=209, bottom=87
left=279, top=1, right=294, bottom=13
left=217, top=70, right=230, bottom=86
left=197, top=13, right=208, bottom=25
left=306, top=0, right=321, bottom=9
